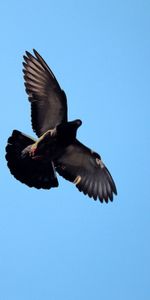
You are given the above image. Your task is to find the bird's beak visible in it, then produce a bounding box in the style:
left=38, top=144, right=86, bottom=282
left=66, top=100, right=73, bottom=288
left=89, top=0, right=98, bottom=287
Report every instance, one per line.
left=75, top=119, right=82, bottom=128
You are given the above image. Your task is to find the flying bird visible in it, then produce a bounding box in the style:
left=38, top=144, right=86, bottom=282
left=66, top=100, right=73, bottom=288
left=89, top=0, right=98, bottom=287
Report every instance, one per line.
left=6, top=49, right=117, bottom=203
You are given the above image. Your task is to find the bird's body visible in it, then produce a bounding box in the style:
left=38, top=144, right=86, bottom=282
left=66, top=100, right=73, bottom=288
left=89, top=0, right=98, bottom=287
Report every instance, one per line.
left=22, top=119, right=82, bottom=160
left=6, top=49, right=117, bottom=203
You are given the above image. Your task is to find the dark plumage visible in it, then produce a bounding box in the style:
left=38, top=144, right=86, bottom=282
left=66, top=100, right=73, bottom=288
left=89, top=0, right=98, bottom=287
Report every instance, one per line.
left=6, top=49, right=117, bottom=203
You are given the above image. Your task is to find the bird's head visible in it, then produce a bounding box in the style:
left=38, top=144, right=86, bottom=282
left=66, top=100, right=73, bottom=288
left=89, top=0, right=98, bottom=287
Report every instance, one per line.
left=57, top=119, right=82, bottom=143
left=65, top=119, right=82, bottom=134
left=71, top=119, right=82, bottom=128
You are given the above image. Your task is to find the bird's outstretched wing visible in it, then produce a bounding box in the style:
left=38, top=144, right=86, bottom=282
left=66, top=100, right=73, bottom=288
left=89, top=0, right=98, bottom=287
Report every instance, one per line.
left=23, top=49, right=68, bottom=137
left=55, top=141, right=117, bottom=203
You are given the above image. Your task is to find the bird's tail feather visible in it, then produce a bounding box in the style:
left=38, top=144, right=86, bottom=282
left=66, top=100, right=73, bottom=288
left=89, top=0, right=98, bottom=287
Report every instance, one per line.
left=5, top=130, right=58, bottom=189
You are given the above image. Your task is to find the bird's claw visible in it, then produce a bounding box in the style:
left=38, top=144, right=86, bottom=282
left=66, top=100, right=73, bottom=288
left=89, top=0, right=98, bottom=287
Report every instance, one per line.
left=48, top=128, right=57, bottom=137
left=29, top=143, right=37, bottom=157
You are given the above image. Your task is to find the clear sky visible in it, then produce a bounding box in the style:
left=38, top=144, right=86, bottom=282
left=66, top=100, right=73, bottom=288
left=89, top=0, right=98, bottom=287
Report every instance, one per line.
left=0, top=1, right=150, bottom=299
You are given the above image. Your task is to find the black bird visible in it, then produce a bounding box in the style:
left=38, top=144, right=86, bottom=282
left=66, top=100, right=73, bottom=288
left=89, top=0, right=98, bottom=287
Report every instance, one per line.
left=6, top=49, right=117, bottom=203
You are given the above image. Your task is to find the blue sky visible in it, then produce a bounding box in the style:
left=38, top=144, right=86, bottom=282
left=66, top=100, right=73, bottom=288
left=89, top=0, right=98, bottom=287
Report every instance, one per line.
left=0, top=1, right=150, bottom=299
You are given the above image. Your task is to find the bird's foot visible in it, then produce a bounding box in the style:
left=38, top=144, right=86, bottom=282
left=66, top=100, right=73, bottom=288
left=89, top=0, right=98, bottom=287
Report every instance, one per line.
left=21, top=143, right=38, bottom=158
left=47, top=128, right=57, bottom=137
left=29, top=143, right=38, bottom=157
left=37, top=128, right=57, bottom=144
left=24, top=128, right=56, bottom=158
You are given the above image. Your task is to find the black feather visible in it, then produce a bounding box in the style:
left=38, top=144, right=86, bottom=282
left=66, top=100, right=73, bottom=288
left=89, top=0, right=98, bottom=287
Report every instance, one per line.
left=6, top=49, right=117, bottom=203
